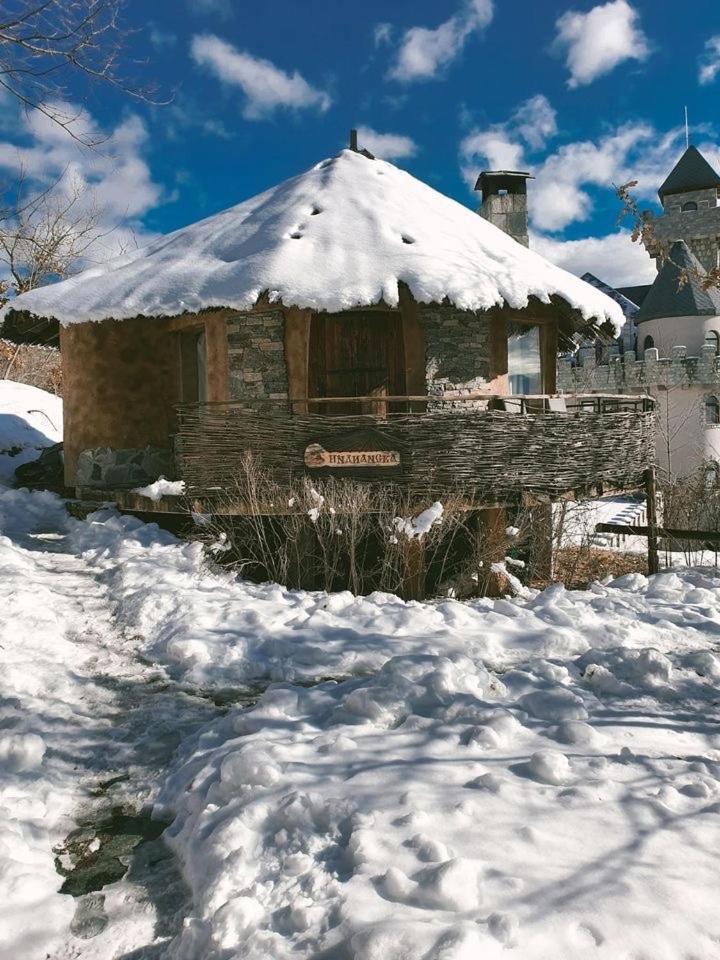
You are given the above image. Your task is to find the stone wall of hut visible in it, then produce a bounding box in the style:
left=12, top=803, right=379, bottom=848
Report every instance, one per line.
left=227, top=308, right=289, bottom=403
left=224, top=305, right=492, bottom=406
left=419, top=305, right=491, bottom=404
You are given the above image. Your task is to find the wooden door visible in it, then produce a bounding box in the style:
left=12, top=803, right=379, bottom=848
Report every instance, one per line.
left=309, top=312, right=406, bottom=415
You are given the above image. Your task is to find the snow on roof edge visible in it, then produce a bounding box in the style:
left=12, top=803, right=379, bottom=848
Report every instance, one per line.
left=0, top=150, right=624, bottom=335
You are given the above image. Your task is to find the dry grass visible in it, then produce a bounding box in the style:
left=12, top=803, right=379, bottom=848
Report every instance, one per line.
left=551, top=547, right=646, bottom=589
left=191, top=454, right=518, bottom=599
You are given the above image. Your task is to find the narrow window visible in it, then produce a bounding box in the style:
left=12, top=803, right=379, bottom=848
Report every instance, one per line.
left=681, top=201, right=698, bottom=212
left=179, top=329, right=207, bottom=403
left=643, top=334, right=655, bottom=352
left=705, top=330, right=720, bottom=355
left=705, top=395, right=720, bottom=425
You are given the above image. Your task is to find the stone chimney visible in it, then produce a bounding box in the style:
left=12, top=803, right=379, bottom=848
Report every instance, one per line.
left=475, top=170, right=533, bottom=247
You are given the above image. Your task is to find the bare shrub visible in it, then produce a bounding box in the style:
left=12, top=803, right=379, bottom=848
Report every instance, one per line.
left=189, top=454, right=517, bottom=599
left=0, top=338, right=61, bottom=392
left=657, top=466, right=720, bottom=568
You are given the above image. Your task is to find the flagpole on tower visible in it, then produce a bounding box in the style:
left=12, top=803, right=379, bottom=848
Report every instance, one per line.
left=684, top=106, right=690, bottom=148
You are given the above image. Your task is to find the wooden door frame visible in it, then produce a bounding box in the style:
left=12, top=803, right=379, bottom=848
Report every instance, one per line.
left=284, top=298, right=426, bottom=414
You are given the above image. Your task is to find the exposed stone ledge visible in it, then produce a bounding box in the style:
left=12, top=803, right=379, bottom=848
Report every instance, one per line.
left=75, top=446, right=175, bottom=489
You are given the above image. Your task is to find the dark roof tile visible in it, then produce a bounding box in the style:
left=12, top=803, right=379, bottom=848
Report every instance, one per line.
left=636, top=241, right=720, bottom=322
left=658, top=146, right=720, bottom=199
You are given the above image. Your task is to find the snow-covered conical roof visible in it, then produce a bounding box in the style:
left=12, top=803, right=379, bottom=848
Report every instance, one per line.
left=3, top=150, right=623, bottom=331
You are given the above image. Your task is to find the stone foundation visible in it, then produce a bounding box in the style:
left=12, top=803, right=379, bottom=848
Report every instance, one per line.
left=75, top=446, right=175, bottom=489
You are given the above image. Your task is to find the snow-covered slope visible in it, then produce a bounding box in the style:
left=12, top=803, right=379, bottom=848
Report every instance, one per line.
left=0, top=381, right=62, bottom=484
left=2, top=151, right=623, bottom=331
left=2, top=487, right=720, bottom=958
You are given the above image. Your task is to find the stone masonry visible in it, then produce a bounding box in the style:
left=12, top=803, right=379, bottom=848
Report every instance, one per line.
left=224, top=306, right=494, bottom=410
left=420, top=305, right=492, bottom=407
left=479, top=193, right=529, bottom=248
left=650, top=187, right=720, bottom=273
left=75, top=445, right=176, bottom=489
left=558, top=342, right=720, bottom=393
left=226, top=308, right=288, bottom=403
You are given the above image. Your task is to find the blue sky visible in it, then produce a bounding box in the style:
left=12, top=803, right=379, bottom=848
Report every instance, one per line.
left=3, top=0, right=720, bottom=285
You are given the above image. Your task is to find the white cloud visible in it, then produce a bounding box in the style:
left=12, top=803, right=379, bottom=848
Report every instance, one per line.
left=553, top=0, right=650, bottom=88
left=530, top=125, right=651, bottom=232
left=354, top=126, right=417, bottom=160
left=459, top=94, right=557, bottom=185
left=374, top=23, right=393, bottom=47
left=0, top=103, right=163, bottom=262
left=459, top=100, right=720, bottom=286
left=460, top=100, right=708, bottom=234
left=532, top=231, right=656, bottom=287
left=699, top=35, right=720, bottom=85
left=149, top=28, right=177, bottom=50
left=512, top=95, right=558, bottom=151
left=190, top=34, right=332, bottom=119
left=188, top=0, right=232, bottom=18
left=389, top=0, right=493, bottom=83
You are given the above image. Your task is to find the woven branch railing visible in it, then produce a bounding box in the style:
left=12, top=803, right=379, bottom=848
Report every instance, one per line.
left=174, top=394, right=656, bottom=501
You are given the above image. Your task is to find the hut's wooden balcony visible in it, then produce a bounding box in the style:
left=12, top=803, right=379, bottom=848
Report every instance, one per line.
left=172, top=393, right=656, bottom=510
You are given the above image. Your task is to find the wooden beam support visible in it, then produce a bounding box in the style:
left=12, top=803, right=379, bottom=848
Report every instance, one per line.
left=398, top=282, right=427, bottom=408
left=283, top=306, right=313, bottom=414
left=645, top=466, right=659, bottom=574
left=539, top=321, right=559, bottom=394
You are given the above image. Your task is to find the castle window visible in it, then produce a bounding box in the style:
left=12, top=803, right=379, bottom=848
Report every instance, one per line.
left=681, top=201, right=698, bottom=212
left=643, top=335, right=655, bottom=353
left=705, top=330, right=720, bottom=355
left=704, top=463, right=720, bottom=488
left=705, top=395, right=720, bottom=425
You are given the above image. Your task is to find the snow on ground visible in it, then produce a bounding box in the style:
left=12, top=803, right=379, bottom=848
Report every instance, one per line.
left=0, top=488, right=217, bottom=959
left=132, top=477, right=186, bottom=501
left=0, top=380, right=62, bottom=484
left=2, top=482, right=720, bottom=958
left=3, top=150, right=622, bottom=330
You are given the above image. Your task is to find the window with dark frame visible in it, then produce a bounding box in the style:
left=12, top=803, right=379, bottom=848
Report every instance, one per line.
left=705, top=395, right=720, bottom=425
left=705, top=330, right=720, bottom=355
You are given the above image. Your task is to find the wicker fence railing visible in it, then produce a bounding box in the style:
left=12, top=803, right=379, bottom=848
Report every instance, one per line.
left=174, top=394, right=656, bottom=501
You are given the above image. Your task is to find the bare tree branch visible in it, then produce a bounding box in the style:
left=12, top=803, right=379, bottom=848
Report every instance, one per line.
left=0, top=167, right=124, bottom=310
left=0, top=0, right=166, bottom=144
left=616, top=179, right=720, bottom=291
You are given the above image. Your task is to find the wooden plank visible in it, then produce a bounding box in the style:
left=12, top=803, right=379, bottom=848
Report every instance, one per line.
left=284, top=306, right=312, bottom=414
left=596, top=523, right=720, bottom=543
left=539, top=322, right=559, bottom=394
left=645, top=466, right=659, bottom=574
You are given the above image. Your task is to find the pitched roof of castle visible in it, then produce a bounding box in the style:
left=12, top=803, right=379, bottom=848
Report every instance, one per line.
left=636, top=241, right=720, bottom=322
left=658, top=145, right=720, bottom=199
left=1, top=149, right=622, bottom=332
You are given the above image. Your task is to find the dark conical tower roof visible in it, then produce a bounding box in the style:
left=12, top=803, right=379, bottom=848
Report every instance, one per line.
left=637, top=241, right=720, bottom=322
left=658, top=145, right=720, bottom=199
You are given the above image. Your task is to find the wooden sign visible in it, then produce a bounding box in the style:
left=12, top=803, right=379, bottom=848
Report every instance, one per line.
left=304, top=443, right=400, bottom=469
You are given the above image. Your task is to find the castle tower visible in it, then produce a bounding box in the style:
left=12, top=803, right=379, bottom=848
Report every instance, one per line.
left=649, top=145, right=720, bottom=272
left=475, top=170, right=532, bottom=247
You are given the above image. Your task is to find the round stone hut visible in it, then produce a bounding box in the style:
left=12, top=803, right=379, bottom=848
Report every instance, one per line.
left=2, top=146, right=633, bottom=499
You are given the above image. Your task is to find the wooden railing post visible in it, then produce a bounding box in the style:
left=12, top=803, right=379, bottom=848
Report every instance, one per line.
left=645, top=466, right=660, bottom=575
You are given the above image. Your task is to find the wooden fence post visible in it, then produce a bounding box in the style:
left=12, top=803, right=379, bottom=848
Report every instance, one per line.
left=645, top=466, right=660, bottom=575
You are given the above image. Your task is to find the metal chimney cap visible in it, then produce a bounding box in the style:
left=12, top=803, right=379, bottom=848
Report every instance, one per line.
left=474, top=170, right=534, bottom=192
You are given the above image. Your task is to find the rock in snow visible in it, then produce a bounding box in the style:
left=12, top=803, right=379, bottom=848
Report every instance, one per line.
left=132, top=477, right=186, bottom=501
left=2, top=150, right=623, bottom=330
